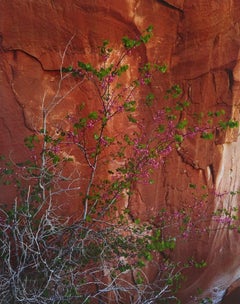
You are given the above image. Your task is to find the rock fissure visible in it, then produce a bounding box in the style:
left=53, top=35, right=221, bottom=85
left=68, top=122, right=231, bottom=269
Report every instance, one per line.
left=156, top=0, right=184, bottom=13
left=6, top=48, right=58, bottom=73
left=10, top=80, right=33, bottom=132
left=177, top=147, right=202, bottom=170
left=225, top=69, right=234, bottom=92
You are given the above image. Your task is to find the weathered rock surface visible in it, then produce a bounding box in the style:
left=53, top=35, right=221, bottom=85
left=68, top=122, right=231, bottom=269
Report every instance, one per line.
left=1, top=0, right=240, bottom=302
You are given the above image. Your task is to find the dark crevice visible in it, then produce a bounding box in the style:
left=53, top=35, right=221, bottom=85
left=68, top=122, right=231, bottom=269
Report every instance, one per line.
left=156, top=0, right=184, bottom=13
left=13, top=49, right=59, bottom=72
left=209, top=164, right=215, bottom=185
left=183, top=62, right=237, bottom=81
left=0, top=33, right=3, bottom=52
left=4, top=47, right=59, bottom=73
left=225, top=69, right=234, bottom=93
left=177, top=147, right=201, bottom=170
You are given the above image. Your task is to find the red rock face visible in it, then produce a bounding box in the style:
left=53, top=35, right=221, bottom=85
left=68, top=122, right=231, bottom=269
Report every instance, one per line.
left=1, top=0, right=240, bottom=302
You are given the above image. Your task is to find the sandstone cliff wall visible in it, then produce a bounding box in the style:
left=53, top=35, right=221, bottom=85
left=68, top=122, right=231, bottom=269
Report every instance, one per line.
left=1, top=0, right=240, bottom=302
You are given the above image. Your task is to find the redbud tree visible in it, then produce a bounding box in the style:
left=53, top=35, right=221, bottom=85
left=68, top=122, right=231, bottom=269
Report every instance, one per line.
left=0, top=26, right=239, bottom=304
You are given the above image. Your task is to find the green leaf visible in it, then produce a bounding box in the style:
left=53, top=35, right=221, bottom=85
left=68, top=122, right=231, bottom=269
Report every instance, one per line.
left=24, top=134, right=39, bottom=150
left=176, top=119, right=188, bottom=129
left=174, top=134, right=183, bottom=143
left=74, top=118, right=87, bottom=129
left=44, top=135, right=52, bottom=143
left=215, top=109, right=225, bottom=117
left=123, top=100, right=136, bottom=112
left=102, top=116, right=108, bottom=126
left=0, top=155, right=6, bottom=161
left=86, top=214, right=92, bottom=222
left=137, top=260, right=145, bottom=268
left=94, top=133, right=100, bottom=140
left=154, top=63, right=167, bottom=73
left=201, top=132, right=213, bottom=140
left=124, top=134, right=134, bottom=145
left=140, top=33, right=152, bottom=44
left=104, top=136, right=115, bottom=144
left=115, top=65, right=129, bottom=76
left=165, top=84, right=182, bottom=99
left=78, top=61, right=94, bottom=72
left=127, top=114, right=137, bottom=123
left=157, top=124, right=165, bottom=133
left=88, top=111, right=98, bottom=120
left=145, top=93, right=155, bottom=106
left=122, top=37, right=138, bottom=49
left=227, top=120, right=239, bottom=128
left=103, top=39, right=109, bottom=46
left=47, top=151, right=60, bottom=164
left=136, top=272, right=144, bottom=284
left=3, top=168, right=14, bottom=175
left=135, top=218, right=140, bottom=224
left=194, top=260, right=207, bottom=269
left=146, top=25, right=153, bottom=32
left=95, top=65, right=113, bottom=80
left=62, top=66, right=73, bottom=73
left=189, top=183, right=196, bottom=189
